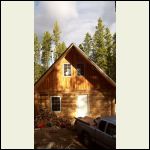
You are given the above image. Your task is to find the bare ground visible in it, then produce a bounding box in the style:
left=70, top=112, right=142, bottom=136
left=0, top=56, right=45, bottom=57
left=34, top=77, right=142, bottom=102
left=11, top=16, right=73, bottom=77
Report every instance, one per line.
left=34, top=127, right=87, bottom=149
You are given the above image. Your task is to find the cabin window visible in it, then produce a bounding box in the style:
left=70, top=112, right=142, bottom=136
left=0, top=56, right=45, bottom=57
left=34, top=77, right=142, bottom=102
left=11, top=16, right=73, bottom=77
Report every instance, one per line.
left=51, top=96, right=61, bottom=111
left=77, top=64, right=84, bottom=76
left=64, top=64, right=71, bottom=76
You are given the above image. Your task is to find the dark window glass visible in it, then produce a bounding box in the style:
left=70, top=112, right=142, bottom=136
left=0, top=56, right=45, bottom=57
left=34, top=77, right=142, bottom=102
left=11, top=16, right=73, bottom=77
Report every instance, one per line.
left=51, top=97, right=61, bottom=111
left=99, top=120, right=107, bottom=132
left=106, top=123, right=116, bottom=136
left=64, top=64, right=71, bottom=76
left=77, top=64, right=84, bottom=76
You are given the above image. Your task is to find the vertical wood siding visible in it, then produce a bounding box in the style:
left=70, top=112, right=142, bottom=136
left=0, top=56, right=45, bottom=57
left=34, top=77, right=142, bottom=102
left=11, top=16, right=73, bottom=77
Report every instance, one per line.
left=35, top=47, right=115, bottom=118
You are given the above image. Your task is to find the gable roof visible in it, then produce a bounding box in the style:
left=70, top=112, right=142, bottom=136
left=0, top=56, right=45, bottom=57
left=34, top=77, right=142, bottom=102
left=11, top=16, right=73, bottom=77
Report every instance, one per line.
left=34, top=43, right=116, bottom=89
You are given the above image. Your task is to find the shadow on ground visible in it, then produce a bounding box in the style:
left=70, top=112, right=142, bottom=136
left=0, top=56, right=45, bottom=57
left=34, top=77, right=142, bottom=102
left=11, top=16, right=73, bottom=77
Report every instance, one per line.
left=34, top=127, right=87, bottom=149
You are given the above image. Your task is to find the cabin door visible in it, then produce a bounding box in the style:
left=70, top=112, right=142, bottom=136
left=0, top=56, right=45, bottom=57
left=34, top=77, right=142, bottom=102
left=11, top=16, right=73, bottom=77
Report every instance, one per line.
left=77, top=95, right=88, bottom=117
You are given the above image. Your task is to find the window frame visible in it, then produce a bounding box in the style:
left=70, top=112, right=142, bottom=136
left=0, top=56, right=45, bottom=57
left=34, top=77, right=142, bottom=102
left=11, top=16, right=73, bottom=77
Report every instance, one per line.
left=76, top=63, right=85, bottom=76
left=50, top=96, right=61, bottom=112
left=63, top=63, right=72, bottom=77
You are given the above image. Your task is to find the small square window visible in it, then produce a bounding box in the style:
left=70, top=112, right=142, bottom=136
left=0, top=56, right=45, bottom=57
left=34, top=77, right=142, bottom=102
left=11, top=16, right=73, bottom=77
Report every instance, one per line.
left=64, top=64, right=71, bottom=76
left=77, top=64, right=84, bottom=76
left=51, top=96, right=61, bottom=111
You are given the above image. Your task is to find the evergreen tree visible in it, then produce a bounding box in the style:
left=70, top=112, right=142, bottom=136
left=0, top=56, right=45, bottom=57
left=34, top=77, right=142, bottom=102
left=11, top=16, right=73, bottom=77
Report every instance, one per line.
left=104, top=27, right=113, bottom=76
left=34, top=33, right=40, bottom=64
left=79, top=44, right=84, bottom=51
left=78, top=18, right=116, bottom=81
left=34, top=62, right=46, bottom=83
left=53, top=21, right=61, bottom=60
left=111, top=33, right=116, bottom=81
left=34, top=33, right=41, bottom=83
left=93, top=18, right=107, bottom=72
left=41, top=31, right=52, bottom=70
left=55, top=42, right=67, bottom=58
left=53, top=21, right=61, bottom=46
left=82, top=32, right=93, bottom=57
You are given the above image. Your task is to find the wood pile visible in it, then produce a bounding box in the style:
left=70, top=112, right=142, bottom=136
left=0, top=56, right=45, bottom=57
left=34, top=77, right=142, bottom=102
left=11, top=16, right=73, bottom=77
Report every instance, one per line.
left=34, top=105, right=72, bottom=129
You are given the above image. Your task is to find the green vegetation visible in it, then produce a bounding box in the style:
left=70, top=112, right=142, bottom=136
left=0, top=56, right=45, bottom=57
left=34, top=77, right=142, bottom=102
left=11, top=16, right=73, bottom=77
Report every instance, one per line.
left=34, top=18, right=116, bottom=83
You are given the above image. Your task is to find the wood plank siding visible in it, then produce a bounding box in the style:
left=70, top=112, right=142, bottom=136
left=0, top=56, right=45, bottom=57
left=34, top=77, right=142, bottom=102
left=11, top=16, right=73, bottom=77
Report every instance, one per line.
left=34, top=44, right=116, bottom=118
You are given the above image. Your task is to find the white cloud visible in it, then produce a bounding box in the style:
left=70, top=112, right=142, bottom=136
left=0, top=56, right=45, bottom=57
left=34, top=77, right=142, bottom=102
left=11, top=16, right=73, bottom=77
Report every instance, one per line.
left=37, top=1, right=78, bottom=20
left=34, top=1, right=78, bottom=37
left=62, top=19, right=96, bottom=46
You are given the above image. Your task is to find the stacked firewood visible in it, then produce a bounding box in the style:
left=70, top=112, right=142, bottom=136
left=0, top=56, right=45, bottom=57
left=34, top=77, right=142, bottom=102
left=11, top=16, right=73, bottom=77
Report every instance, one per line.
left=34, top=105, right=72, bottom=129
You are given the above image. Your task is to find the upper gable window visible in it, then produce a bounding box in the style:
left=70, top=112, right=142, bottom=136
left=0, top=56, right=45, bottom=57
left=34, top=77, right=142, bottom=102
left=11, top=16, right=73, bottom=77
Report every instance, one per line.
left=77, top=64, right=84, bottom=76
left=64, top=64, right=71, bottom=76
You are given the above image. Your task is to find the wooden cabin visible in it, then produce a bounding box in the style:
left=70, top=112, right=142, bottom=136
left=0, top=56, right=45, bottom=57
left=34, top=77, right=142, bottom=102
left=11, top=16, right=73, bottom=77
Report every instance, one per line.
left=34, top=43, right=116, bottom=119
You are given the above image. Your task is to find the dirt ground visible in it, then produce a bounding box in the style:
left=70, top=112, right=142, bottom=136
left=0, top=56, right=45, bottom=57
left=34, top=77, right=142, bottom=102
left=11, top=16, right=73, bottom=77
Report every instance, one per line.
left=34, top=127, right=87, bottom=149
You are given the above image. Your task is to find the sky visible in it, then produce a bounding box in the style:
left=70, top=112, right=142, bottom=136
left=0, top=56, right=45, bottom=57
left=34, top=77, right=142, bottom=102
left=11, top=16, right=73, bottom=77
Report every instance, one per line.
left=34, top=1, right=116, bottom=47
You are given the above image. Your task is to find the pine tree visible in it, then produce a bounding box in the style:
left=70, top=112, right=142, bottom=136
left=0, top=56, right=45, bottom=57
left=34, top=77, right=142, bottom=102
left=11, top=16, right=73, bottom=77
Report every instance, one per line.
left=53, top=21, right=61, bottom=60
left=82, top=32, right=93, bottom=57
left=111, top=33, right=116, bottom=81
left=79, top=44, right=84, bottom=51
left=55, top=42, right=67, bottom=58
left=93, top=18, right=107, bottom=72
left=41, top=31, right=52, bottom=70
left=77, top=18, right=116, bottom=81
left=53, top=21, right=61, bottom=46
left=34, top=33, right=40, bottom=64
left=104, top=27, right=113, bottom=76
left=34, top=33, right=41, bottom=83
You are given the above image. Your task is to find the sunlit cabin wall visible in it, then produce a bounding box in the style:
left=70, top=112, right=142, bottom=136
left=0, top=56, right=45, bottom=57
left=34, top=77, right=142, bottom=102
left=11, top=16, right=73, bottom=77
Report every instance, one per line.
left=34, top=47, right=116, bottom=118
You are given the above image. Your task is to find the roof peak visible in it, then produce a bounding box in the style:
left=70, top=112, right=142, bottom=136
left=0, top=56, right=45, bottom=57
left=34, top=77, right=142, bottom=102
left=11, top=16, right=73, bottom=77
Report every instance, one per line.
left=35, top=43, right=116, bottom=88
